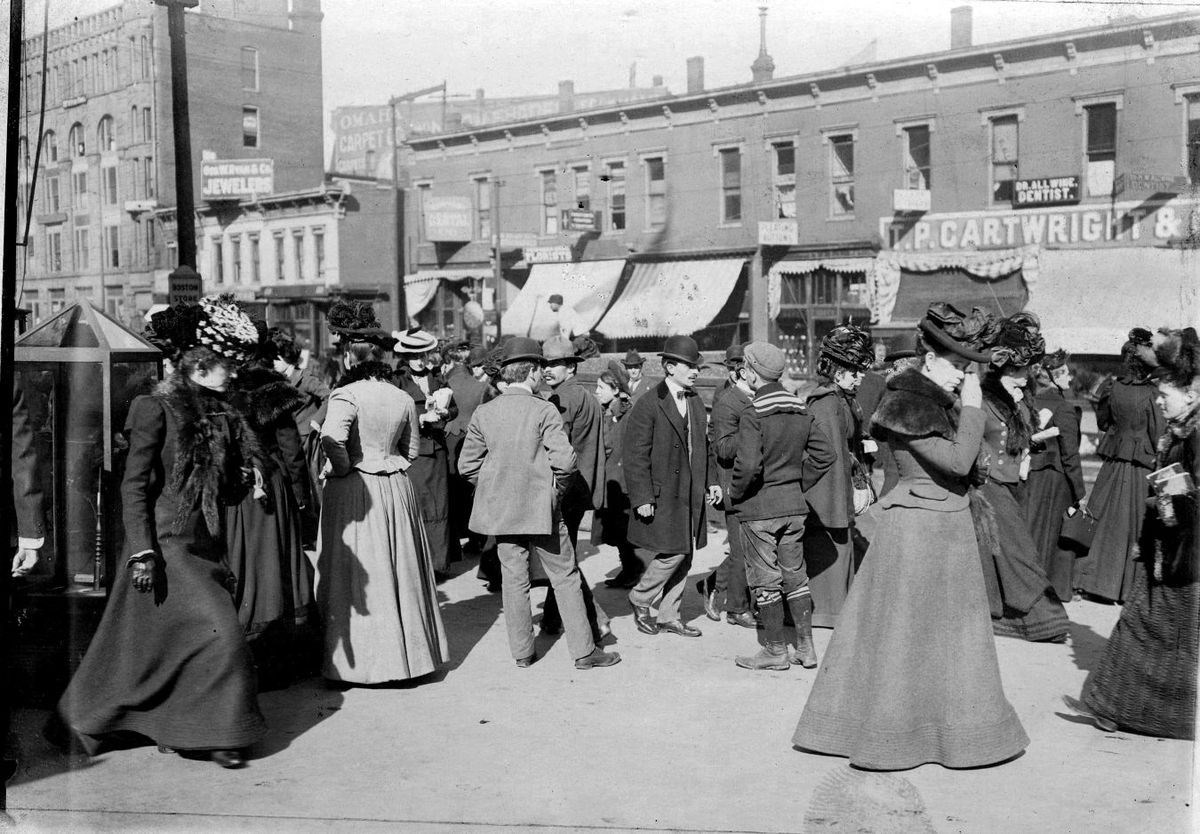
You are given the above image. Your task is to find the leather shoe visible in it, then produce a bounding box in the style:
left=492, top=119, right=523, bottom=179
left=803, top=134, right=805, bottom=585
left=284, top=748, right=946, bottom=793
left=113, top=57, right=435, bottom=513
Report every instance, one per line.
left=725, top=611, right=757, bottom=629
left=515, top=652, right=537, bottom=668
left=210, top=750, right=244, bottom=769
left=574, top=648, right=621, bottom=669
left=1062, top=695, right=1118, bottom=732
left=658, top=620, right=702, bottom=638
left=630, top=601, right=658, bottom=635
left=695, top=579, right=721, bottom=621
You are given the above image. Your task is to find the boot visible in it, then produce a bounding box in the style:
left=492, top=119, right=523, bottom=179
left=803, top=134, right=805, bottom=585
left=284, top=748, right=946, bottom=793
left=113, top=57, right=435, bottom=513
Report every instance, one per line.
left=735, top=641, right=790, bottom=671
left=787, top=593, right=819, bottom=669
left=735, top=596, right=789, bottom=671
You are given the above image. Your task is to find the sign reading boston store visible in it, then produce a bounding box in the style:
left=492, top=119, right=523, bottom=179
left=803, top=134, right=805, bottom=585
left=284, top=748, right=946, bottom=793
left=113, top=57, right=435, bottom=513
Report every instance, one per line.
left=882, top=196, right=1199, bottom=252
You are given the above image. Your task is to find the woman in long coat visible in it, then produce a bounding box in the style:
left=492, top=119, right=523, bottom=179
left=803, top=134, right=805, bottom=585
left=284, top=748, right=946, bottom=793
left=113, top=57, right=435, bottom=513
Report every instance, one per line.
left=803, top=326, right=875, bottom=628
left=393, top=329, right=459, bottom=575
left=591, top=365, right=636, bottom=572
left=1065, top=328, right=1199, bottom=739
left=1075, top=329, right=1165, bottom=602
left=316, top=308, right=448, bottom=684
left=1024, top=350, right=1087, bottom=602
left=793, top=304, right=1028, bottom=770
left=60, top=300, right=267, bottom=768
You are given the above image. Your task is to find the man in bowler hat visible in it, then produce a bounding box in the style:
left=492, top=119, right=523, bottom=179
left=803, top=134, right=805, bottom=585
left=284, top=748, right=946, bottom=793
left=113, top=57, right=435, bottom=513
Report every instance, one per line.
left=458, top=337, right=620, bottom=670
left=622, top=350, right=656, bottom=403
left=622, top=335, right=721, bottom=637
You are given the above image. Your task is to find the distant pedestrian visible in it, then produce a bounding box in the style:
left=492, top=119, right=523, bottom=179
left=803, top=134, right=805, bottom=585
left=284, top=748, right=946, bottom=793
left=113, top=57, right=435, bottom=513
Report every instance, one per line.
left=547, top=293, right=583, bottom=340
left=623, top=350, right=657, bottom=403
left=592, top=364, right=640, bottom=588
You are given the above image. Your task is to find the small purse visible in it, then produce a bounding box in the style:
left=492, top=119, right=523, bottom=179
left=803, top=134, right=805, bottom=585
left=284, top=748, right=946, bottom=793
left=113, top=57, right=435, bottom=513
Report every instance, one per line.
left=1059, top=506, right=1099, bottom=551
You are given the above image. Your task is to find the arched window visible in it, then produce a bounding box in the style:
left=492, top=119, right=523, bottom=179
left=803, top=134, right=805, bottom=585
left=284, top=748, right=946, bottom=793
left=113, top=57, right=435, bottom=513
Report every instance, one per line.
left=44, top=130, right=58, bottom=162
left=69, top=122, right=85, bottom=157
left=97, top=115, right=115, bottom=152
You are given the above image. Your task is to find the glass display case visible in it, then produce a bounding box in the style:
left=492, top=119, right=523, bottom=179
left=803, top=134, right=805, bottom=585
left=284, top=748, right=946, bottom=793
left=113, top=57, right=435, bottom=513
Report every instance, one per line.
left=15, top=300, right=162, bottom=594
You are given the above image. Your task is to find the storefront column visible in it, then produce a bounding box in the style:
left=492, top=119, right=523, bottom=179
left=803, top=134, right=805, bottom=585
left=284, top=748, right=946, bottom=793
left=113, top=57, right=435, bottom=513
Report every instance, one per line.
left=749, top=247, right=769, bottom=342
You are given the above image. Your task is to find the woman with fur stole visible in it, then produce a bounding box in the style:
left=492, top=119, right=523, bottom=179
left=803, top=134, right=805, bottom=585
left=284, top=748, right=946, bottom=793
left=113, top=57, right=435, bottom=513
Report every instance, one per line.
left=59, top=298, right=267, bottom=769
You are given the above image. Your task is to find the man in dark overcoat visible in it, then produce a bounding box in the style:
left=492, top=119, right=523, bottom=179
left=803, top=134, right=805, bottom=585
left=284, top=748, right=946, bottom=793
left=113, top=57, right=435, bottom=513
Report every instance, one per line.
left=622, top=335, right=721, bottom=637
left=445, top=341, right=492, bottom=543
left=623, top=350, right=657, bottom=403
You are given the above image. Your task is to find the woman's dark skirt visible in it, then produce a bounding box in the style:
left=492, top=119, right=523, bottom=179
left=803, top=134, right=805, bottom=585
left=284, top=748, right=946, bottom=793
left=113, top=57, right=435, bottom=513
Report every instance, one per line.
left=1024, top=468, right=1076, bottom=602
left=1074, top=458, right=1150, bottom=603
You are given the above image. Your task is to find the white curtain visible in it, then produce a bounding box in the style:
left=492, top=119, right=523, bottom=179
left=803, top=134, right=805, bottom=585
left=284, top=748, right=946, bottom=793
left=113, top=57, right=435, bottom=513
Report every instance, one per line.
left=766, top=257, right=876, bottom=320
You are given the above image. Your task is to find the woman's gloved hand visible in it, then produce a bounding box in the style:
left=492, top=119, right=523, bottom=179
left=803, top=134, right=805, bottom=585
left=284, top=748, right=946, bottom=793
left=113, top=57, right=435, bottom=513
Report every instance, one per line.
left=130, top=559, right=155, bottom=593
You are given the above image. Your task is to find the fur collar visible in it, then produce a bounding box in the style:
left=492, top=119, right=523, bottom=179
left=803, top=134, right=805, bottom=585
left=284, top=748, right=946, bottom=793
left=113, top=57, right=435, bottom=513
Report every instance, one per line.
left=982, top=375, right=1032, bottom=455
left=154, top=375, right=262, bottom=536
left=870, top=368, right=956, bottom=440
left=233, top=366, right=308, bottom=429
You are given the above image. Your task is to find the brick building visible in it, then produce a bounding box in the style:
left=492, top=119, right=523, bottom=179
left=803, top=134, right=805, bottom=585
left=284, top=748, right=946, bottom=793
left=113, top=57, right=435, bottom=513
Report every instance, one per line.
left=403, top=9, right=1200, bottom=369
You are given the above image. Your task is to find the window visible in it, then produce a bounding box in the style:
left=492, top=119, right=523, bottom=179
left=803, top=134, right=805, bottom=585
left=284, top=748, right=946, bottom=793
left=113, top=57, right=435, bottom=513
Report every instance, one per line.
left=73, top=227, right=90, bottom=270
left=474, top=176, right=491, bottom=241
left=828, top=134, right=855, bottom=217
left=415, top=182, right=432, bottom=240
left=72, top=170, right=88, bottom=210
left=97, top=115, right=115, bottom=151
left=101, top=50, right=112, bottom=90
left=48, top=287, right=66, bottom=311
left=69, top=122, right=85, bottom=157
left=604, top=161, right=626, bottom=232
left=1187, top=94, right=1200, bottom=184
left=44, top=130, right=57, bottom=162
left=572, top=165, right=590, bottom=211
left=644, top=156, right=666, bottom=230
left=105, top=286, right=124, bottom=318
left=987, top=115, right=1020, bottom=204
left=142, top=107, right=152, bottom=142
left=292, top=230, right=306, bottom=280
left=49, top=65, right=59, bottom=103
left=902, top=124, right=931, bottom=190
left=539, top=170, right=558, bottom=234
left=80, top=56, right=89, bottom=95
left=273, top=232, right=286, bottom=280
left=241, top=47, right=259, bottom=91
left=46, top=231, right=62, bottom=272
left=249, top=235, right=260, bottom=284
left=105, top=225, right=120, bottom=268
left=139, top=35, right=151, bottom=79
left=212, top=238, right=224, bottom=284
left=146, top=218, right=156, bottom=265
left=314, top=229, right=326, bottom=278
left=142, top=157, right=154, bottom=197
left=1084, top=102, right=1117, bottom=197
left=718, top=147, right=742, bottom=223
left=230, top=236, right=242, bottom=284
left=773, top=141, right=796, bottom=219
left=102, top=165, right=118, bottom=205
left=46, top=176, right=61, bottom=213
left=242, top=106, right=260, bottom=148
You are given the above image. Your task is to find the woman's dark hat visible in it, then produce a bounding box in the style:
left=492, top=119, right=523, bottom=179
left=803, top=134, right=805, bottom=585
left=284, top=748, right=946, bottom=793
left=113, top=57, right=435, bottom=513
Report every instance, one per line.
left=1124, top=327, right=1159, bottom=369
left=819, top=325, right=873, bottom=372
left=326, top=300, right=395, bottom=348
left=501, top=336, right=544, bottom=366
left=989, top=311, right=1045, bottom=370
left=917, top=303, right=996, bottom=363
left=1040, top=348, right=1070, bottom=371
left=1152, top=327, right=1200, bottom=388
left=605, top=359, right=632, bottom=397
left=660, top=335, right=704, bottom=366
left=622, top=350, right=645, bottom=367
left=148, top=296, right=258, bottom=362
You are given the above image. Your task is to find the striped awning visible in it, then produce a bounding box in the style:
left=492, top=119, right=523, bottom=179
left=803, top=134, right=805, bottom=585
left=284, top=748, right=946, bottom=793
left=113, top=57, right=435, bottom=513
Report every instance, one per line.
left=500, top=260, right=625, bottom=340
left=595, top=258, right=745, bottom=339
left=403, top=268, right=481, bottom=317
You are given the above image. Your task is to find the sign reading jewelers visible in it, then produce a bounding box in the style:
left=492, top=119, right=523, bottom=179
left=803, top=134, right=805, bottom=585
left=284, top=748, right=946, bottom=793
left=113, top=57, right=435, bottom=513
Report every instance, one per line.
left=881, top=197, right=1199, bottom=251
left=200, top=159, right=274, bottom=200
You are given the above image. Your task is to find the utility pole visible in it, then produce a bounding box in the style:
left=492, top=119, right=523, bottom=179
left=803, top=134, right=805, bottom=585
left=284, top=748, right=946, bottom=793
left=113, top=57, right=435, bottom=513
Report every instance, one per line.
left=491, top=178, right=502, bottom=340
left=154, top=0, right=202, bottom=303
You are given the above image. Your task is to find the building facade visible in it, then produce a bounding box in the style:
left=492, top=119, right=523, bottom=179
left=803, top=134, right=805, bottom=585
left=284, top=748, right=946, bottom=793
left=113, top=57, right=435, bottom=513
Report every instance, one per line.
left=403, top=10, right=1200, bottom=369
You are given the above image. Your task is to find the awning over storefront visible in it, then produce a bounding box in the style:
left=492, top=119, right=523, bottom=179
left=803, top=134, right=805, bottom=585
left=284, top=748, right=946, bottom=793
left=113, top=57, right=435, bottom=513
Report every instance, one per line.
left=766, top=257, right=876, bottom=320
left=403, top=268, right=481, bottom=317
left=873, top=246, right=1040, bottom=324
left=595, top=258, right=745, bottom=339
left=500, top=260, right=625, bottom=340
left=1031, top=247, right=1200, bottom=355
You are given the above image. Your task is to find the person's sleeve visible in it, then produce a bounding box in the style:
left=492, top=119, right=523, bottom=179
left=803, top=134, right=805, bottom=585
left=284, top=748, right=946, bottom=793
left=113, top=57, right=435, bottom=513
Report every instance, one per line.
left=276, top=420, right=312, bottom=508
left=120, top=396, right=166, bottom=557
left=1060, top=403, right=1086, bottom=501
left=730, top=405, right=763, bottom=503
left=1095, top=378, right=1114, bottom=432
left=457, top=413, right=486, bottom=484
left=712, top=398, right=742, bottom=461
left=905, top=406, right=986, bottom=477
left=319, top=391, right=357, bottom=477
left=12, top=386, right=45, bottom=547
left=403, top=395, right=421, bottom=462
left=542, top=406, right=578, bottom=479
left=622, top=397, right=655, bottom=508
left=801, top=417, right=838, bottom=492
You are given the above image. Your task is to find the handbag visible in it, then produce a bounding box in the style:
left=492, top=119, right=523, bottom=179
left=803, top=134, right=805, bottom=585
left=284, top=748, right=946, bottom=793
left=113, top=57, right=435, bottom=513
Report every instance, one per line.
left=1059, top=506, right=1099, bottom=551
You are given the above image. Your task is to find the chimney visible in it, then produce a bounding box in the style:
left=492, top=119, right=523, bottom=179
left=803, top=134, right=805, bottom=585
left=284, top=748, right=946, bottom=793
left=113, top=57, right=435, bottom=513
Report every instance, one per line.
left=951, top=5, right=973, bottom=49
left=558, top=80, right=575, bottom=113
left=751, top=6, right=775, bottom=84
left=686, top=56, right=705, bottom=94
left=652, top=74, right=664, bottom=88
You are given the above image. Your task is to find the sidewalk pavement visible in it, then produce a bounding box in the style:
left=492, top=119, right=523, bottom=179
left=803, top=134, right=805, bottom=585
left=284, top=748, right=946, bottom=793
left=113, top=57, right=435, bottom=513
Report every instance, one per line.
left=4, top=510, right=1194, bottom=833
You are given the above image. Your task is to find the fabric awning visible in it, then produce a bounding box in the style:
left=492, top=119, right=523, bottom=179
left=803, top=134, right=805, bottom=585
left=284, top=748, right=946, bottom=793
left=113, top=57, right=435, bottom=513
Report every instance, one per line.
left=766, top=257, right=876, bottom=320
left=1030, top=247, right=1200, bottom=354
left=403, top=268, right=480, bottom=317
left=500, top=260, right=625, bottom=340
left=872, top=246, right=1040, bottom=324
left=595, top=258, right=746, bottom=339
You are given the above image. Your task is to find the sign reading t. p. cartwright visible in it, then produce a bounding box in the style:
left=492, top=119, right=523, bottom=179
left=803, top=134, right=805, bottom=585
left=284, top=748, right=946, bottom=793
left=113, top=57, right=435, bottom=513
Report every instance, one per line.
left=200, top=159, right=274, bottom=201
left=1012, top=176, right=1080, bottom=208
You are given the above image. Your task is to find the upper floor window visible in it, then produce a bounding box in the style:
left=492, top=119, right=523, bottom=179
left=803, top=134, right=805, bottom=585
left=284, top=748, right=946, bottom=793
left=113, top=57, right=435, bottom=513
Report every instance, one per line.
left=990, top=115, right=1019, bottom=204
left=273, top=232, right=286, bottom=281
left=1186, top=93, right=1200, bottom=184
left=314, top=229, right=326, bottom=279
left=242, top=106, right=260, bottom=148
left=827, top=134, right=855, bottom=217
left=901, top=124, right=931, bottom=190
left=474, top=176, right=492, bottom=241
left=604, top=161, right=626, bottom=232
left=230, top=235, right=242, bottom=284
left=644, top=156, right=666, bottom=231
left=772, top=141, right=796, bottom=219
left=293, top=230, right=306, bottom=280
left=1084, top=102, right=1118, bottom=197
left=718, top=147, right=742, bottom=224
left=105, top=225, right=120, bottom=268
left=71, top=170, right=88, bottom=209
left=102, top=165, right=118, bottom=205
left=414, top=182, right=432, bottom=240
left=241, top=47, right=259, bottom=91
left=572, top=165, right=591, bottom=211
left=44, top=130, right=57, bottom=163
left=45, top=176, right=61, bottom=213
left=139, top=35, right=151, bottom=79
left=212, top=238, right=225, bottom=284
left=97, top=115, right=115, bottom=152
left=142, top=107, right=153, bottom=142
left=69, top=122, right=85, bottom=157
left=539, top=170, right=558, bottom=235
left=143, top=156, right=155, bottom=197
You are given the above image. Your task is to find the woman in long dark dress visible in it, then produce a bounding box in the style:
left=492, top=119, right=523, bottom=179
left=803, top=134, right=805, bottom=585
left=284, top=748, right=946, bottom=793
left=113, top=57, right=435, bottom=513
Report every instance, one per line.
left=59, top=300, right=266, bottom=768
left=793, top=304, right=1028, bottom=770
left=972, top=312, right=1069, bottom=642
left=1024, top=350, right=1087, bottom=602
left=1075, top=329, right=1165, bottom=602
left=1065, top=327, right=1199, bottom=739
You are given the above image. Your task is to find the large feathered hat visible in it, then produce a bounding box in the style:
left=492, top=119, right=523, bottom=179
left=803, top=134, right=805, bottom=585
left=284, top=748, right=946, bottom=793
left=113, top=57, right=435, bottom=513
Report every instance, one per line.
left=988, top=311, right=1045, bottom=370
left=819, top=324, right=874, bottom=372
left=917, top=303, right=997, bottom=363
left=326, top=300, right=395, bottom=348
left=1153, top=327, right=1200, bottom=388
left=145, top=295, right=258, bottom=362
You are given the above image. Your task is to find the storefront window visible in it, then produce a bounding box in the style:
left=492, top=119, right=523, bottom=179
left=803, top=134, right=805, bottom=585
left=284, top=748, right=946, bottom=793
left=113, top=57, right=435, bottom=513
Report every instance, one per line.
left=770, top=268, right=870, bottom=376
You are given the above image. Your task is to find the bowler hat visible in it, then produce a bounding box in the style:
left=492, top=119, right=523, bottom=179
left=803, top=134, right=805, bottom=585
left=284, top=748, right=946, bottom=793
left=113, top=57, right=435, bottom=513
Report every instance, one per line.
left=548, top=293, right=564, bottom=305
left=659, top=335, right=703, bottom=367
left=500, top=336, right=543, bottom=366
left=722, top=343, right=745, bottom=368
left=622, top=350, right=645, bottom=367
left=542, top=336, right=583, bottom=363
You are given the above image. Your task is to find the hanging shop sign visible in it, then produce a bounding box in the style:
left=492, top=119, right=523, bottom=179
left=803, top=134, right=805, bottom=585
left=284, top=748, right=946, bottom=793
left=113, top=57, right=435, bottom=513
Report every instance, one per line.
left=1012, top=176, right=1080, bottom=208
left=200, top=158, right=274, bottom=200
left=881, top=196, right=1199, bottom=252
left=1113, top=172, right=1192, bottom=198
left=892, top=189, right=931, bottom=213
left=423, top=196, right=474, bottom=242
left=758, top=220, right=800, bottom=246
left=562, top=209, right=597, bottom=232
left=525, top=245, right=575, bottom=264
left=167, top=271, right=202, bottom=306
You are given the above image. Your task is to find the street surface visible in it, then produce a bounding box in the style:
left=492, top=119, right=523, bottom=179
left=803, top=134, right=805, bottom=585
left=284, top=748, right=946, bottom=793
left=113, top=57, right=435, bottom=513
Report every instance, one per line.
left=5, top=491, right=1194, bottom=833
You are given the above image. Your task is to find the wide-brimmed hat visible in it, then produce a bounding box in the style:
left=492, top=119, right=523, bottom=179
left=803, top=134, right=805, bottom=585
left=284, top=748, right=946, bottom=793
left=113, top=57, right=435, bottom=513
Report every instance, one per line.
left=660, top=335, right=704, bottom=366
left=819, top=325, right=873, bottom=372
left=622, top=350, right=645, bottom=367
left=501, top=336, right=543, bottom=366
left=542, top=336, right=583, bottom=364
left=722, top=343, right=745, bottom=368
left=147, top=295, right=259, bottom=362
left=917, top=303, right=996, bottom=363
left=394, top=327, right=438, bottom=355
